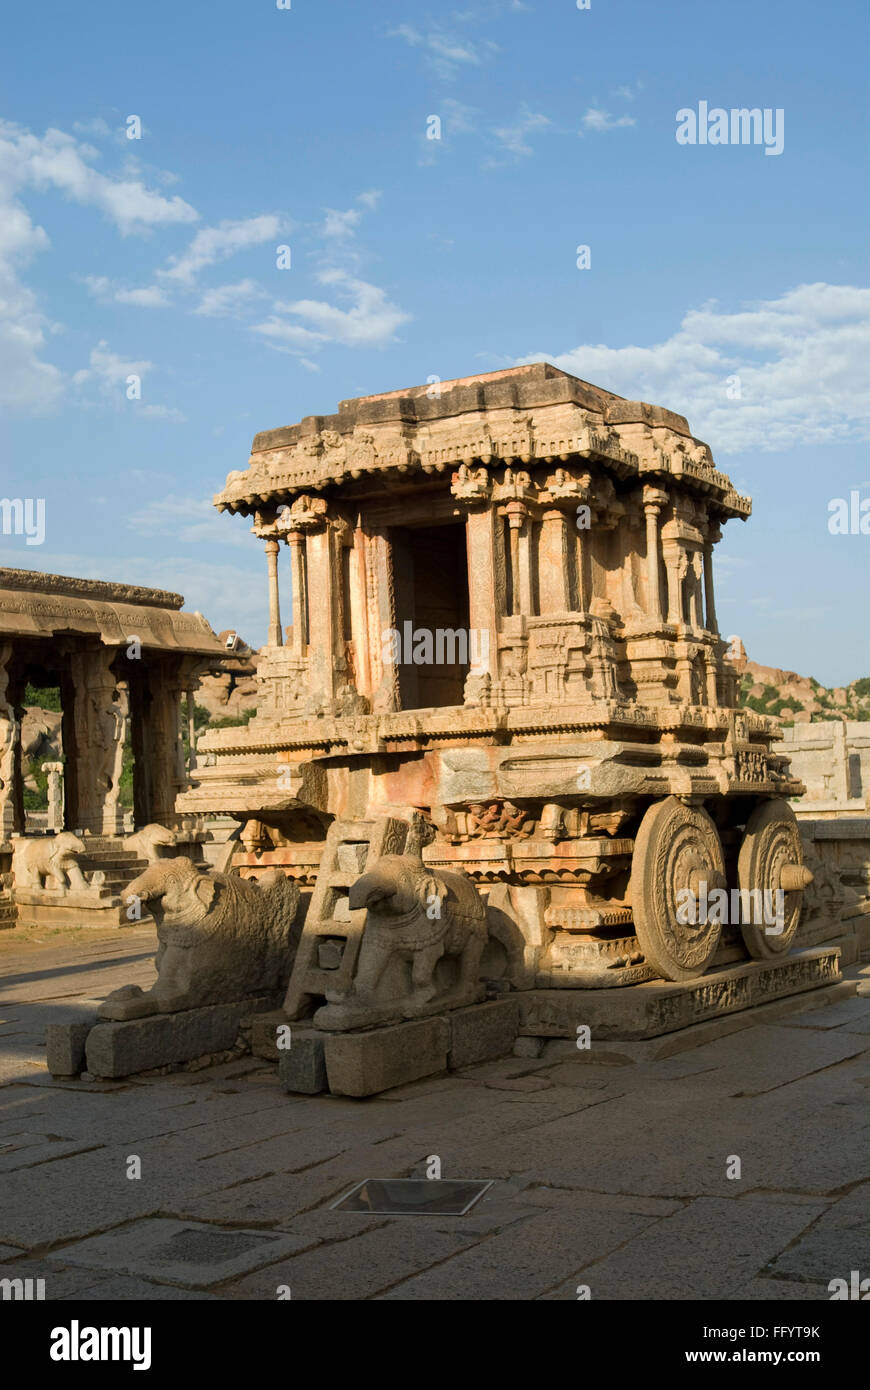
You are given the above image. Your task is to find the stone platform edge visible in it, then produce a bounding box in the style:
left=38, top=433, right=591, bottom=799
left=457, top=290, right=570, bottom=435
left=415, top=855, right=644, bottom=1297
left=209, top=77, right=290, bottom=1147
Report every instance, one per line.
left=45, top=947, right=840, bottom=1094
left=274, top=947, right=841, bottom=1098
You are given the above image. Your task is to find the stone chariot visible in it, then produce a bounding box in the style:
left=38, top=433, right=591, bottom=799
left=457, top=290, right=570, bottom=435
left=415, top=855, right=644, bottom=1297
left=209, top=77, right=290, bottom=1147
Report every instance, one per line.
left=179, top=363, right=816, bottom=1012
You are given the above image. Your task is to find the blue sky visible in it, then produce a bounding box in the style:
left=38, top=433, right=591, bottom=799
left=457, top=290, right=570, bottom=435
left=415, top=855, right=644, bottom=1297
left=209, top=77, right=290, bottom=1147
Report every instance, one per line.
left=0, top=0, right=867, bottom=684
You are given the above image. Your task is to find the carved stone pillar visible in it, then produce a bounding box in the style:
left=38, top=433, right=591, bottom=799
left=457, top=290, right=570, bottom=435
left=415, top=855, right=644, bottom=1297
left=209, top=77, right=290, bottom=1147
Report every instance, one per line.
left=305, top=519, right=341, bottom=710
left=642, top=487, right=668, bottom=622
left=664, top=552, right=683, bottom=624
left=44, top=761, right=64, bottom=832
left=264, top=538, right=284, bottom=647
left=539, top=509, right=572, bottom=613
left=0, top=643, right=17, bottom=839
left=287, top=531, right=308, bottom=656
left=690, top=551, right=705, bottom=629
left=104, top=680, right=129, bottom=834
left=186, top=689, right=197, bottom=774
left=704, top=524, right=720, bottom=633
left=66, top=646, right=128, bottom=834
left=464, top=506, right=501, bottom=680
left=503, top=501, right=528, bottom=616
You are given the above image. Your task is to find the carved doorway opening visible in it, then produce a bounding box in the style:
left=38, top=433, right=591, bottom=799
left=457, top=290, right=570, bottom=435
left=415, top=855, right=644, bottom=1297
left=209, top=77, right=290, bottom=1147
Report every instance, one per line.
left=390, top=521, right=471, bottom=710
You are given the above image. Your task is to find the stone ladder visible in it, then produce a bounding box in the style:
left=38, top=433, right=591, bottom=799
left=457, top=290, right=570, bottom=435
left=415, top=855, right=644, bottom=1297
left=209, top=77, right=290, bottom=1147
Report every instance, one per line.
left=283, top=817, right=410, bottom=1019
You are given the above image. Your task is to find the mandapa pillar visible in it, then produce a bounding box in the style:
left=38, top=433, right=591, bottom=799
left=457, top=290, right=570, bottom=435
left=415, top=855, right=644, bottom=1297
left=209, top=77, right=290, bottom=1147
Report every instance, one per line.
left=642, top=487, right=668, bottom=623
left=703, top=524, right=720, bottom=633
left=265, top=538, right=284, bottom=647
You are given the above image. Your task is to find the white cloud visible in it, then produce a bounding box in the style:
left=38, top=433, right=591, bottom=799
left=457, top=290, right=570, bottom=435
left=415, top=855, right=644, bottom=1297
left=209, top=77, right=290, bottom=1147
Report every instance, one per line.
left=0, top=119, right=200, bottom=414
left=2, top=122, right=198, bottom=234
left=388, top=21, right=497, bottom=79
left=73, top=117, right=113, bottom=139
left=255, top=269, right=410, bottom=351
left=490, top=108, right=550, bottom=160
left=193, top=279, right=266, bottom=317
left=115, top=285, right=169, bottom=308
left=73, top=339, right=152, bottom=390
left=71, top=342, right=184, bottom=420
left=322, top=191, right=383, bottom=240
left=0, top=199, right=63, bottom=412
left=516, top=283, right=870, bottom=453
left=82, top=275, right=169, bottom=308
left=129, top=496, right=250, bottom=544
left=159, top=214, right=282, bottom=285
left=581, top=108, right=636, bottom=133
left=323, top=207, right=363, bottom=239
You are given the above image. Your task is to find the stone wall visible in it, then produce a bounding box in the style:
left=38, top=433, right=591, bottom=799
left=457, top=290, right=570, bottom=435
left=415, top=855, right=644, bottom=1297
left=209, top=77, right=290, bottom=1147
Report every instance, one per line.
left=796, top=816, right=870, bottom=964
left=776, top=721, right=870, bottom=816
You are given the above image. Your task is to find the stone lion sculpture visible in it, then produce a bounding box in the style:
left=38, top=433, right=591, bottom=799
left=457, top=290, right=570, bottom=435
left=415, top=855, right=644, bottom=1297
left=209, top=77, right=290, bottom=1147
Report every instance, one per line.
left=99, top=858, right=301, bottom=1018
left=317, top=853, right=488, bottom=1029
left=14, top=832, right=87, bottom=893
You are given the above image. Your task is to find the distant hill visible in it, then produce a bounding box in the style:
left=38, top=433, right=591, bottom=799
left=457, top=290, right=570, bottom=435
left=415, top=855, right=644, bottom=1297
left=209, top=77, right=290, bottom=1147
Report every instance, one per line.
left=735, top=652, right=870, bottom=726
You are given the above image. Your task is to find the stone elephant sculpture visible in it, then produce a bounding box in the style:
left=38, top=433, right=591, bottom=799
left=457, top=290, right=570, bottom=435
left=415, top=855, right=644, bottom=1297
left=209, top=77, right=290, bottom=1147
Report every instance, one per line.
left=100, top=858, right=301, bottom=1017
left=15, top=832, right=87, bottom=892
left=128, top=822, right=177, bottom=862
left=318, top=853, right=488, bottom=1028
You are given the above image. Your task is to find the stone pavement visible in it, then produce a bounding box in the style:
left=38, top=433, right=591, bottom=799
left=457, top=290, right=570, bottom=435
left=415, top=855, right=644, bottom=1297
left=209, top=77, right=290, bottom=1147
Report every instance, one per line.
left=1, top=924, right=869, bottom=1301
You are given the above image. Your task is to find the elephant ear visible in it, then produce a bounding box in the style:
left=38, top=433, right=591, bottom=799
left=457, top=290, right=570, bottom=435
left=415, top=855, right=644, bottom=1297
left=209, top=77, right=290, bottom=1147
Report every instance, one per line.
left=194, top=874, right=219, bottom=913
left=423, top=875, right=448, bottom=911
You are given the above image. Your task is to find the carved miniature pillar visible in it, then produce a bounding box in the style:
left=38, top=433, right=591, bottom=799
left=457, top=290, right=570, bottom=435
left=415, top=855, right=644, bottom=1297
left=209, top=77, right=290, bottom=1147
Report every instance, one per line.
left=663, top=548, right=684, bottom=625
left=186, top=689, right=197, bottom=773
left=517, top=514, right=534, bottom=616
left=642, top=488, right=667, bottom=622
left=690, top=551, right=705, bottom=628
left=703, top=525, right=720, bottom=633
left=44, top=761, right=64, bottom=832
left=504, top=502, right=527, bottom=616
left=575, top=526, right=588, bottom=612
left=265, top=539, right=284, bottom=647
left=539, top=509, right=572, bottom=612
left=287, top=531, right=308, bottom=655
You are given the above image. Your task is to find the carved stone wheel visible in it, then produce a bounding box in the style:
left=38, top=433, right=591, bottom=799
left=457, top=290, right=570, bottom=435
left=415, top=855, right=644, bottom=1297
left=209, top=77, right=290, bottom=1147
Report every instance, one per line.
left=737, top=798, right=812, bottom=960
left=630, top=796, right=726, bottom=982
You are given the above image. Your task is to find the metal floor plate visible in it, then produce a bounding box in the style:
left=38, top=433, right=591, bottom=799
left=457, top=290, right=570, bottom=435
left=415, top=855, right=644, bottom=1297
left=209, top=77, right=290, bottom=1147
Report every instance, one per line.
left=331, top=1178, right=494, bottom=1216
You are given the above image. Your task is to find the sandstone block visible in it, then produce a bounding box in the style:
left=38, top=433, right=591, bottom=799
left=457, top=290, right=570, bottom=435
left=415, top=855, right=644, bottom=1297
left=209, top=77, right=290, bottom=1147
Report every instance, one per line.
left=46, top=1014, right=98, bottom=1076
left=325, top=1017, right=449, bottom=1097
left=448, top=997, right=519, bottom=1069
left=85, top=997, right=272, bottom=1079
left=278, top=1029, right=328, bottom=1094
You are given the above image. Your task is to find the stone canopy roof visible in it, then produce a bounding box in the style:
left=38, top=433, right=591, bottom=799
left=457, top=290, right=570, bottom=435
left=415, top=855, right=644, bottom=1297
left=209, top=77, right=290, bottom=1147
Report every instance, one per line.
left=0, top=569, right=225, bottom=656
left=214, top=362, right=751, bottom=522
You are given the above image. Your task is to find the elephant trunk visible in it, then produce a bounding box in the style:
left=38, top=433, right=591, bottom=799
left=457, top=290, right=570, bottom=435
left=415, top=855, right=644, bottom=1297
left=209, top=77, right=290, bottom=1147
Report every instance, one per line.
left=349, top=869, right=397, bottom=912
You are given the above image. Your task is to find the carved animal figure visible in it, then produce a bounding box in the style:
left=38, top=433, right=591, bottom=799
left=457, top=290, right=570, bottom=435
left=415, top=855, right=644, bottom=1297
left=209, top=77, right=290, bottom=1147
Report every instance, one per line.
left=340, top=853, right=488, bottom=1018
left=128, top=822, right=177, bottom=862
left=15, top=832, right=87, bottom=892
left=111, top=858, right=301, bottom=1014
